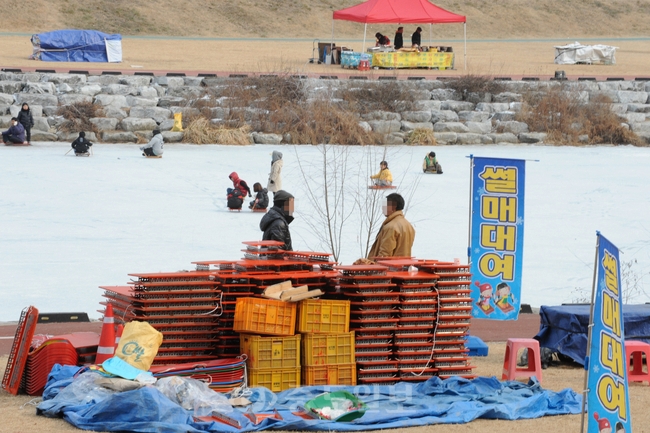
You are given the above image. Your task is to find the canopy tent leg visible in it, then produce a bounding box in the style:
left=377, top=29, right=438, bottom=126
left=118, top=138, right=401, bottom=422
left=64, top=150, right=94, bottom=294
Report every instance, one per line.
left=330, top=20, right=335, bottom=65
left=362, top=23, right=367, bottom=52
left=463, top=22, right=467, bottom=70
left=429, top=24, right=432, bottom=46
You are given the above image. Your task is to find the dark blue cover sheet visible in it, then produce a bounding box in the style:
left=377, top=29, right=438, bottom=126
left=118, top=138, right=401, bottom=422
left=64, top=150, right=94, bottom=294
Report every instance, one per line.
left=38, top=365, right=582, bottom=433
left=535, top=304, right=650, bottom=365
left=33, top=30, right=121, bottom=62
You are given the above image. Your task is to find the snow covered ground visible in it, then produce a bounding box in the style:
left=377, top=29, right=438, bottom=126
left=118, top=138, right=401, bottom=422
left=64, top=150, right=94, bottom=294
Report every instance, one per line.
left=1, top=142, right=649, bottom=321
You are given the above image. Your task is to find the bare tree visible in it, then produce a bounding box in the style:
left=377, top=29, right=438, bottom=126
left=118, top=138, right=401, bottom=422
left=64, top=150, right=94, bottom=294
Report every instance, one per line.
left=295, top=144, right=355, bottom=262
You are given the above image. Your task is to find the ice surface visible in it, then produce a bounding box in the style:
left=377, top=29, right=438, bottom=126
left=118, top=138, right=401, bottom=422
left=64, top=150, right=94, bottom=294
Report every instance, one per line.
left=1, top=142, right=648, bottom=321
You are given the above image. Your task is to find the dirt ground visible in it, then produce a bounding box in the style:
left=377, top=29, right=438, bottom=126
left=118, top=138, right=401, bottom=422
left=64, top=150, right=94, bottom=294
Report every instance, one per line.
left=2, top=36, right=650, bottom=79
left=2, top=342, right=649, bottom=433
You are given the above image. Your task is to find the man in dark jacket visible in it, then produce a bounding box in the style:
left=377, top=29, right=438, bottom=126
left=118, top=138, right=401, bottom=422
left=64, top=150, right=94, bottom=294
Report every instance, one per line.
left=394, top=27, right=404, bottom=50
left=2, top=118, right=26, bottom=144
left=71, top=131, right=93, bottom=155
left=411, top=27, right=423, bottom=47
left=259, top=190, right=294, bottom=250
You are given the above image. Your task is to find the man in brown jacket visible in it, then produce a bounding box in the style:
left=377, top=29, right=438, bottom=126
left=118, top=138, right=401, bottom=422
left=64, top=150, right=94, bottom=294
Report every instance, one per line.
left=367, top=193, right=415, bottom=258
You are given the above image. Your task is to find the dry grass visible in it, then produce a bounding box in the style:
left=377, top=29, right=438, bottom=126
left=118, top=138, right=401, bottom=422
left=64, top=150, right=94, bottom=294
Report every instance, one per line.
left=195, top=77, right=382, bottom=145
left=280, top=100, right=380, bottom=145
left=406, top=128, right=437, bottom=146
left=516, top=86, right=644, bottom=146
left=445, top=74, right=506, bottom=102
left=342, top=81, right=417, bottom=114
left=182, top=117, right=252, bottom=145
left=5, top=0, right=650, bottom=39
left=56, top=101, right=103, bottom=135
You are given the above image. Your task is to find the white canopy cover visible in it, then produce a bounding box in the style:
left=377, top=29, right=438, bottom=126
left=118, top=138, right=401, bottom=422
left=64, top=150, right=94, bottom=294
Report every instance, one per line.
left=554, top=42, right=618, bottom=65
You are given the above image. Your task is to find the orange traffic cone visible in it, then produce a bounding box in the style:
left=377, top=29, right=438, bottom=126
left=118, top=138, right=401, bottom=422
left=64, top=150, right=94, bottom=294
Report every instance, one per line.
left=95, top=304, right=116, bottom=365
left=114, top=323, right=124, bottom=349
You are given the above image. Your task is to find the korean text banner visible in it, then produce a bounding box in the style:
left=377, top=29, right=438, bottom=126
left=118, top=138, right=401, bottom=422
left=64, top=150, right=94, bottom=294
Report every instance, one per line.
left=586, top=234, right=631, bottom=433
left=469, top=156, right=525, bottom=321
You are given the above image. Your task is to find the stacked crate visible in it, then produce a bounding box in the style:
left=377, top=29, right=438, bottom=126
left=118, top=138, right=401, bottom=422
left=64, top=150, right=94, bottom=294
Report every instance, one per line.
left=420, top=263, right=476, bottom=379
left=389, top=269, right=440, bottom=382
left=335, top=265, right=399, bottom=385
left=100, top=270, right=222, bottom=365
left=213, top=273, right=257, bottom=357
left=297, top=299, right=356, bottom=386
left=234, top=297, right=300, bottom=391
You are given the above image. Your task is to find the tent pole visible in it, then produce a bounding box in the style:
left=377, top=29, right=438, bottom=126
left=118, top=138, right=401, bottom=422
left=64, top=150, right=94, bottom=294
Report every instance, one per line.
left=463, top=22, right=467, bottom=70
left=330, top=20, right=335, bottom=64
left=429, top=24, right=432, bottom=46
left=362, top=23, right=367, bottom=52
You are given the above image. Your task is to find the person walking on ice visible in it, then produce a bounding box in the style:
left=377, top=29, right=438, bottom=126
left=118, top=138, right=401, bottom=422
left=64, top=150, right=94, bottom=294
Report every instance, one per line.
left=140, top=129, right=164, bottom=157
left=267, top=150, right=283, bottom=195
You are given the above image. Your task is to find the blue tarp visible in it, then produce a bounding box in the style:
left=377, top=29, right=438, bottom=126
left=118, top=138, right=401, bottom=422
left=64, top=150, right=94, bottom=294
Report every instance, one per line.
left=534, top=304, right=650, bottom=365
left=37, top=364, right=582, bottom=433
left=32, top=30, right=121, bottom=62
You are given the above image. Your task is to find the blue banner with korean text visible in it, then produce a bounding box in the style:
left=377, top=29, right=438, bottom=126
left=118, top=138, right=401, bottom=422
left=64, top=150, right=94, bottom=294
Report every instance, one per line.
left=586, top=234, right=631, bottom=433
left=469, top=156, right=525, bottom=321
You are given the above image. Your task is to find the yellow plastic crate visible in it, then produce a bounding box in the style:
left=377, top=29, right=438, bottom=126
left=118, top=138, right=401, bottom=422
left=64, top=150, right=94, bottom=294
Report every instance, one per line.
left=233, top=297, right=296, bottom=336
left=302, top=332, right=355, bottom=365
left=240, top=334, right=301, bottom=369
left=302, top=363, right=357, bottom=386
left=296, top=299, right=350, bottom=334
left=249, top=367, right=300, bottom=392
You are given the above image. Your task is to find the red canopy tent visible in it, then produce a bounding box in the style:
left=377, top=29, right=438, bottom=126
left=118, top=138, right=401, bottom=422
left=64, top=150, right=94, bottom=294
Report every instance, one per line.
left=332, top=0, right=467, bottom=69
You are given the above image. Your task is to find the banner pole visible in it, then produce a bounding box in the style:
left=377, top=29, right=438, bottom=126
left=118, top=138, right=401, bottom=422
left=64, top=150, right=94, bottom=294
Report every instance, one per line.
left=466, top=154, right=474, bottom=265
left=579, top=231, right=601, bottom=433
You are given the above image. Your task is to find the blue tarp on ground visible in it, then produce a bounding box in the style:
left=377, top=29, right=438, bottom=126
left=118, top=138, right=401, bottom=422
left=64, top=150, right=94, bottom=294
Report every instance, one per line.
left=32, top=30, right=122, bottom=62
left=534, top=304, right=650, bottom=365
left=37, top=365, right=582, bottom=433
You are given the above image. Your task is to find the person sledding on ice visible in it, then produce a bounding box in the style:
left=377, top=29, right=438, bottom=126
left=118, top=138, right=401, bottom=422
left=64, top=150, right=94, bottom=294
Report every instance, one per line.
left=71, top=131, right=93, bottom=156
left=226, top=172, right=252, bottom=211
left=140, top=129, right=164, bottom=157
left=249, top=182, right=269, bottom=211
left=370, top=160, right=394, bottom=188
left=423, top=151, right=443, bottom=174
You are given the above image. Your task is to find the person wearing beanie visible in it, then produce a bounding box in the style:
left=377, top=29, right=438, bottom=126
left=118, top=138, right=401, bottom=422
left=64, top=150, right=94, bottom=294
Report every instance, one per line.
left=71, top=131, right=93, bottom=156
left=423, top=151, right=443, bottom=174
left=2, top=117, right=27, bottom=145
left=367, top=192, right=415, bottom=259
left=267, top=150, right=283, bottom=193
left=259, top=190, right=295, bottom=250
left=140, top=129, right=164, bottom=157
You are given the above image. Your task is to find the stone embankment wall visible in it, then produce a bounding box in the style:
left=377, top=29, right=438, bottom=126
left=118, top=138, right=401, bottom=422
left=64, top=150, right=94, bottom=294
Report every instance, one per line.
left=1, top=72, right=649, bottom=145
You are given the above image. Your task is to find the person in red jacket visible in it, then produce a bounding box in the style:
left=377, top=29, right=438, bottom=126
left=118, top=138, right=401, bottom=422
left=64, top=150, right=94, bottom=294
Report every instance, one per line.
left=227, top=172, right=252, bottom=198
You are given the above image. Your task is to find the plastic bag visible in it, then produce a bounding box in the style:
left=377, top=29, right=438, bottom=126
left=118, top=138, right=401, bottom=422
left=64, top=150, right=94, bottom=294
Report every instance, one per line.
left=171, top=112, right=184, bottom=132
left=115, top=321, right=163, bottom=371
left=51, top=372, right=116, bottom=405
left=155, top=376, right=233, bottom=416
